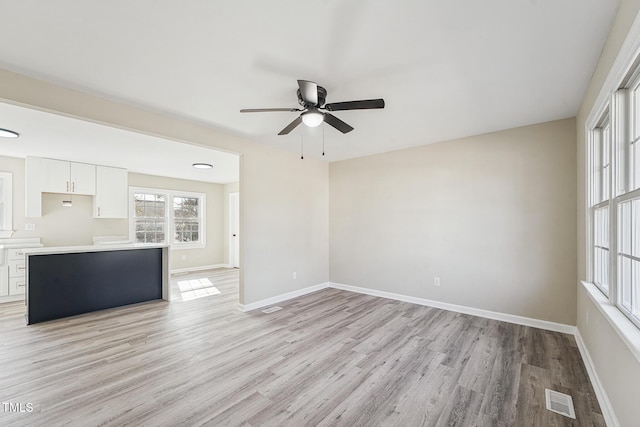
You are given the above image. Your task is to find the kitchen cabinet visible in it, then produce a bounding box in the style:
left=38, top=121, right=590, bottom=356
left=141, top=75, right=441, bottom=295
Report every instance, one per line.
left=0, top=238, right=43, bottom=302
left=94, top=165, right=128, bottom=219
left=25, top=243, right=168, bottom=324
left=41, top=158, right=96, bottom=195
left=26, top=157, right=127, bottom=218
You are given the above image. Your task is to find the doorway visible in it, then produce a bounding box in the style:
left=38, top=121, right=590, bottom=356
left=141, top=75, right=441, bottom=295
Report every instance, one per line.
left=229, top=192, right=240, bottom=268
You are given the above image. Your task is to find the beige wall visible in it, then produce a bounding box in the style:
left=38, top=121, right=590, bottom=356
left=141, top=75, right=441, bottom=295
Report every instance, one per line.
left=575, top=1, right=640, bottom=426
left=0, top=155, right=229, bottom=271
left=0, top=69, right=330, bottom=306
left=330, top=118, right=577, bottom=325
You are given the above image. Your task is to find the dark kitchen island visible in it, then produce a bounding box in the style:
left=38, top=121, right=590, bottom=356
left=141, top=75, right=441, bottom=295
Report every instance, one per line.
left=24, top=244, right=169, bottom=324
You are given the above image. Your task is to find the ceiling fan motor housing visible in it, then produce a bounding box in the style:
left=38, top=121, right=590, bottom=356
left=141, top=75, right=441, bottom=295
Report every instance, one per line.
left=297, top=86, right=327, bottom=107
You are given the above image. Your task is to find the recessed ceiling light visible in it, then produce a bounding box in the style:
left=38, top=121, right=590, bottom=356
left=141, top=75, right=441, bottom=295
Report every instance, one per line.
left=192, top=163, right=213, bottom=169
left=0, top=128, right=19, bottom=138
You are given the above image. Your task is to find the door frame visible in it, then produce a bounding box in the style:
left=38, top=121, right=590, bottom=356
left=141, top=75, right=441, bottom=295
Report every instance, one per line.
left=229, top=192, right=240, bottom=268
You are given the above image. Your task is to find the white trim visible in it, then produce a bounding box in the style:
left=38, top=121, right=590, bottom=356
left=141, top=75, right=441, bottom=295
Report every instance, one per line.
left=236, top=282, right=329, bottom=312
left=228, top=192, right=239, bottom=268
left=0, top=294, right=23, bottom=304
left=581, top=281, right=640, bottom=363
left=328, top=282, right=576, bottom=334
left=574, top=328, right=620, bottom=427
left=129, top=186, right=206, bottom=249
left=235, top=279, right=575, bottom=333
left=0, top=172, right=13, bottom=235
left=587, top=11, right=640, bottom=128
left=170, top=264, right=230, bottom=275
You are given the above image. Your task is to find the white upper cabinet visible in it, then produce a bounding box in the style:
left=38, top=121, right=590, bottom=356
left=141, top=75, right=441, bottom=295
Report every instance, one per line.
left=26, top=157, right=126, bottom=218
left=70, top=162, right=96, bottom=195
left=41, top=158, right=96, bottom=195
left=94, top=166, right=128, bottom=219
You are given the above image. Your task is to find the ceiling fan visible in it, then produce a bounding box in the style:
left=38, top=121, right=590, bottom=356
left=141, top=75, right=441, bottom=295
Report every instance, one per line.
left=240, top=80, right=385, bottom=135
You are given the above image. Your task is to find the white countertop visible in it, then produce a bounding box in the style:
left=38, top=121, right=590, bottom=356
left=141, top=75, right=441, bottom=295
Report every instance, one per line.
left=0, top=238, right=43, bottom=249
left=23, top=243, right=169, bottom=256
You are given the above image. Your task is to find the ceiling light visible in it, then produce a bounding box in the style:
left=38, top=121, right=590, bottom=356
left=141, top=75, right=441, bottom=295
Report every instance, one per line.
left=192, top=163, right=213, bottom=169
left=0, top=128, right=19, bottom=138
left=301, top=110, right=324, bottom=128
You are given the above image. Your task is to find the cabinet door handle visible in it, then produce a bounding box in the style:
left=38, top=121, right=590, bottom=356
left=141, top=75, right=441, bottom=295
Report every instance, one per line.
left=98, top=207, right=101, bottom=217
left=66, top=181, right=70, bottom=192
left=18, top=266, right=25, bottom=270
left=72, top=181, right=75, bottom=192
left=18, top=283, right=25, bottom=288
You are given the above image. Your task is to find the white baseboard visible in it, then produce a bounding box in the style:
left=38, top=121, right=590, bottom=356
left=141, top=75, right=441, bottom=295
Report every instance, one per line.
left=237, top=282, right=329, bottom=312
left=0, top=294, right=23, bottom=304
left=170, top=264, right=230, bottom=275
left=328, top=282, right=576, bottom=334
left=574, top=329, right=619, bottom=427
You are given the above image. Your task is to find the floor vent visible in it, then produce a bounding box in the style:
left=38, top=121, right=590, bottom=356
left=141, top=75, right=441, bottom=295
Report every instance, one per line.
left=262, top=306, right=282, bottom=314
left=545, top=389, right=576, bottom=419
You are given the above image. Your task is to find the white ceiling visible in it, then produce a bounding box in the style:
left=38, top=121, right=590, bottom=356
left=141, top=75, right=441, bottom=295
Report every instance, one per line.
left=0, top=102, right=239, bottom=184
left=0, top=0, right=620, bottom=163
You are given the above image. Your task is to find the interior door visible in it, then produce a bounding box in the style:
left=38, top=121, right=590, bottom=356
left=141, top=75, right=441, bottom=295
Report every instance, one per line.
left=229, top=192, right=240, bottom=268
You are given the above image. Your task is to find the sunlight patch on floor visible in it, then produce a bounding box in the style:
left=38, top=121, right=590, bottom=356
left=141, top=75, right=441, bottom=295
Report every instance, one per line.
left=177, top=278, right=221, bottom=301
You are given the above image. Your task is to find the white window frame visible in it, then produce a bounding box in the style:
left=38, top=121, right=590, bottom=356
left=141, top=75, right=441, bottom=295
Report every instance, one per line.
left=588, top=111, right=612, bottom=297
left=0, top=172, right=13, bottom=238
left=583, top=10, right=640, bottom=367
left=587, top=62, right=640, bottom=330
left=129, top=186, right=206, bottom=250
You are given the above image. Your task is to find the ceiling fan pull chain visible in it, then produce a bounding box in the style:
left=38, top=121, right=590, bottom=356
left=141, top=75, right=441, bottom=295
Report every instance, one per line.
left=301, top=133, right=304, bottom=160
left=322, top=125, right=325, bottom=156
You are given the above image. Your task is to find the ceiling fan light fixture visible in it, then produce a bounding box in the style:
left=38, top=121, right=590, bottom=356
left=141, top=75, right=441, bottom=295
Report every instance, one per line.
left=0, top=128, right=19, bottom=138
left=301, top=110, right=324, bottom=128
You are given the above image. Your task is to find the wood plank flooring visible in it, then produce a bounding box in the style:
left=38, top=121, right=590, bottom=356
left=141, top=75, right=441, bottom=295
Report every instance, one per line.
left=0, top=269, right=604, bottom=426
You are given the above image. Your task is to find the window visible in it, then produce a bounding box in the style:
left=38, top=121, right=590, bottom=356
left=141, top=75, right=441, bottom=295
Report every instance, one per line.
left=0, top=172, right=13, bottom=238
left=130, top=187, right=205, bottom=249
left=173, top=196, right=200, bottom=243
left=589, top=111, right=611, bottom=295
left=134, top=192, right=166, bottom=243
left=588, top=66, right=640, bottom=329
left=618, top=197, right=640, bottom=317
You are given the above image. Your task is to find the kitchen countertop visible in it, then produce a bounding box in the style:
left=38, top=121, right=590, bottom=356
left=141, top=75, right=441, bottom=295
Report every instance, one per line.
left=0, top=238, right=43, bottom=249
left=23, top=243, right=168, bottom=256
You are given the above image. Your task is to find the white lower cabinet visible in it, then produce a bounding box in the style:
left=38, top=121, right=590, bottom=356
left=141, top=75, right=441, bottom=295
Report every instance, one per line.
left=9, top=277, right=26, bottom=295
left=0, top=239, right=43, bottom=302
left=0, top=265, right=8, bottom=297
left=8, top=255, right=26, bottom=296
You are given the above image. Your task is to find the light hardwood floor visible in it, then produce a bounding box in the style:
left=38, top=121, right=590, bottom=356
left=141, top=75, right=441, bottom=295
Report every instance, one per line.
left=0, top=269, right=603, bottom=426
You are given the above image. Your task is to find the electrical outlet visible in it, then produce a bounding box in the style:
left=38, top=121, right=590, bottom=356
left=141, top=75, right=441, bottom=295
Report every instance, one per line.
left=434, top=277, right=441, bottom=286
left=181, top=255, right=187, bottom=261
left=25, top=223, right=36, bottom=231
left=292, top=272, right=297, bottom=280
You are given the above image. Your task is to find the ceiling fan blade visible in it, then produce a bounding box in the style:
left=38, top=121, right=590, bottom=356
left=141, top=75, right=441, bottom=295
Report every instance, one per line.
left=297, top=80, right=318, bottom=105
left=278, top=116, right=303, bottom=135
left=324, top=98, right=385, bottom=111
left=240, top=108, right=300, bottom=113
left=323, top=113, right=354, bottom=134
